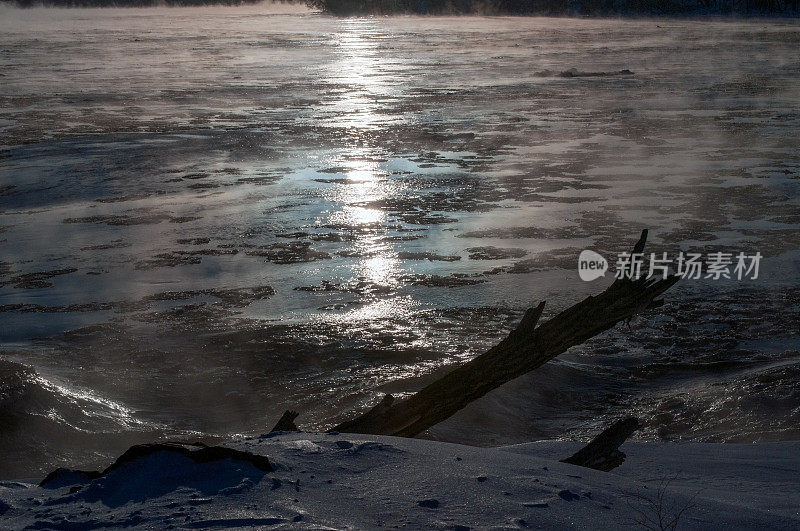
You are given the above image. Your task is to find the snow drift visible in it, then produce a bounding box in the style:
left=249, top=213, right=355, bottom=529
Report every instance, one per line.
left=1, top=433, right=798, bottom=529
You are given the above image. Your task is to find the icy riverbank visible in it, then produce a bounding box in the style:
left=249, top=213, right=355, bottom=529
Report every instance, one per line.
left=1, top=432, right=798, bottom=529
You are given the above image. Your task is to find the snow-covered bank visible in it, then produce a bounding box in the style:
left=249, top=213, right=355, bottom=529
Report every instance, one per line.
left=1, top=433, right=798, bottom=529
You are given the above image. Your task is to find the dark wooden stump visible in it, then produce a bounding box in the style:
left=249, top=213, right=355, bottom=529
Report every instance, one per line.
left=560, top=417, right=640, bottom=471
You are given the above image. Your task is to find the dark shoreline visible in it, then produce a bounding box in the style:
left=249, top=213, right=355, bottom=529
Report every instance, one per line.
left=3, top=0, right=799, bottom=17
left=309, top=0, right=800, bottom=16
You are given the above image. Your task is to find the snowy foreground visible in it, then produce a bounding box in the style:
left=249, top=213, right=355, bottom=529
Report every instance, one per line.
left=1, top=433, right=798, bottom=529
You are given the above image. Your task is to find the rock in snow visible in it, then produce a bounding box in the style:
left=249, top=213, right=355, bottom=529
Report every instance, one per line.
left=0, top=433, right=798, bottom=529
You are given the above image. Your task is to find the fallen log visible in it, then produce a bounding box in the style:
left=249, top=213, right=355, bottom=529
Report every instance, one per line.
left=278, top=230, right=678, bottom=439
left=560, top=417, right=640, bottom=471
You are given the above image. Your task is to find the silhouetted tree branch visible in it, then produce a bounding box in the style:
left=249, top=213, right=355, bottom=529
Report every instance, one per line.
left=276, top=230, right=679, bottom=442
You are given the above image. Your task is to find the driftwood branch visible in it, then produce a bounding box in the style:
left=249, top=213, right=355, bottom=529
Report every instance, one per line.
left=561, top=417, right=640, bottom=471
left=277, top=230, right=678, bottom=440
left=271, top=410, right=300, bottom=432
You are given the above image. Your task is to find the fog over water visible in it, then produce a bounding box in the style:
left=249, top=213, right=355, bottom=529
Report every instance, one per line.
left=1, top=5, right=799, bottom=478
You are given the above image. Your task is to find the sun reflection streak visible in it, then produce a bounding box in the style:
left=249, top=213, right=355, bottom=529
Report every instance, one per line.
left=340, top=295, right=420, bottom=323
left=346, top=168, right=376, bottom=183
left=329, top=205, right=384, bottom=227
left=357, top=254, right=400, bottom=286
left=317, top=22, right=413, bottom=322
left=327, top=19, right=400, bottom=130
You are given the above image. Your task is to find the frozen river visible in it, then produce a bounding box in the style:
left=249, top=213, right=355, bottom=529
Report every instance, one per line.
left=1, top=5, right=799, bottom=478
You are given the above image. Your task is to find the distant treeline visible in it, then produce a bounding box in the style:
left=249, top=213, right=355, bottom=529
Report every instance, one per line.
left=3, top=0, right=797, bottom=13
left=307, top=0, right=800, bottom=14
